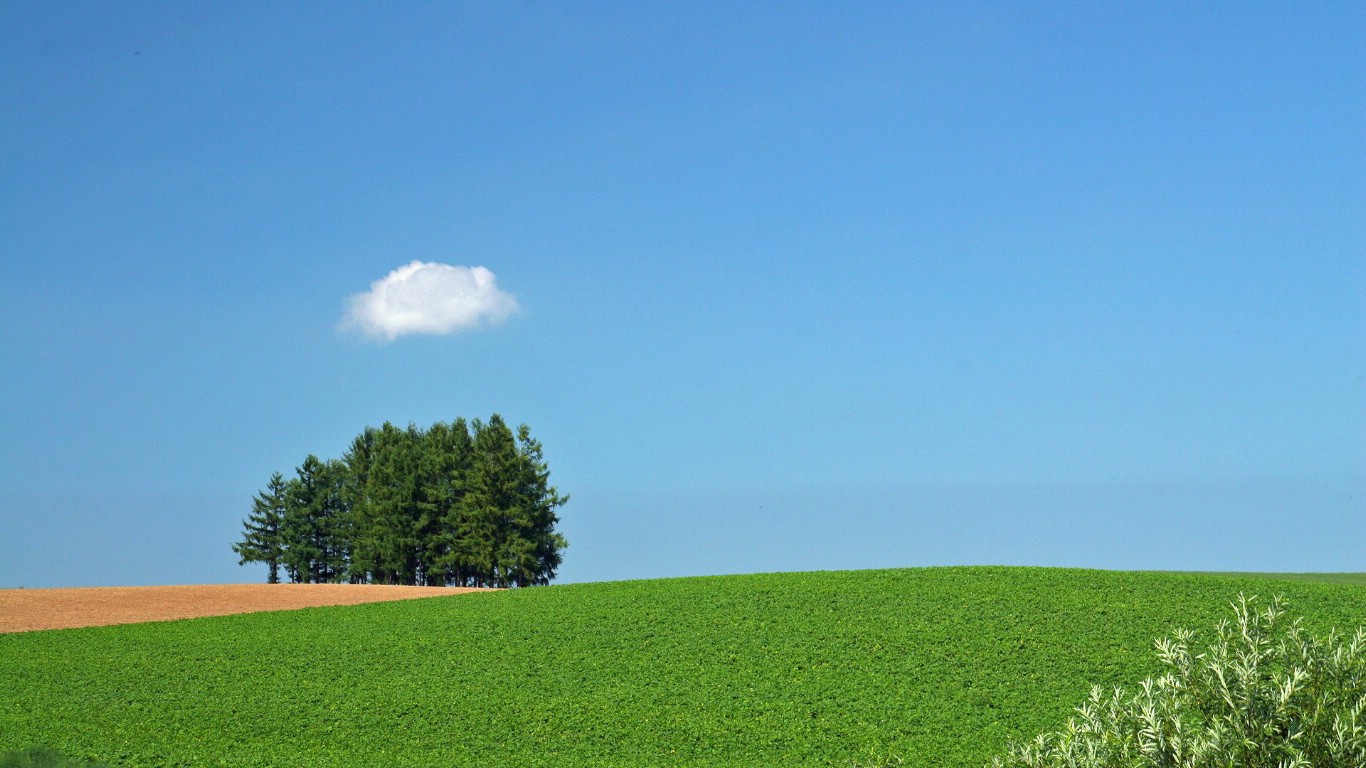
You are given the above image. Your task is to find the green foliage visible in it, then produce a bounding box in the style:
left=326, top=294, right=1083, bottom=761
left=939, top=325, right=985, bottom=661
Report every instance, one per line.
left=278, top=455, right=350, bottom=584
left=1197, top=572, right=1366, bottom=587
left=1, top=568, right=1364, bottom=767
left=0, top=747, right=106, bottom=768
left=846, top=751, right=906, bottom=767
left=230, top=472, right=286, bottom=583
left=233, top=415, right=568, bottom=586
left=988, top=594, right=1366, bottom=768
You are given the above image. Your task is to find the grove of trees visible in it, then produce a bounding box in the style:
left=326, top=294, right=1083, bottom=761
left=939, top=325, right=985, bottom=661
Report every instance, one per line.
left=232, top=415, right=568, bottom=588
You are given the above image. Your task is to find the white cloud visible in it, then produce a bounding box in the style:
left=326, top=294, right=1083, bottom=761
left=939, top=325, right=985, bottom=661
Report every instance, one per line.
left=341, top=261, right=519, bottom=341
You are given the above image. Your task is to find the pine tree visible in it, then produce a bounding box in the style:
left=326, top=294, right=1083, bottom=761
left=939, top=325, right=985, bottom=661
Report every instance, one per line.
left=354, top=423, right=425, bottom=584
left=278, top=455, right=350, bottom=583
left=459, top=417, right=518, bottom=586
left=315, top=458, right=352, bottom=583
left=232, top=472, right=287, bottom=584
left=279, top=460, right=319, bottom=583
left=239, top=416, right=568, bottom=587
left=460, top=415, right=569, bottom=587
left=514, top=423, right=569, bottom=586
left=421, top=418, right=474, bottom=586
left=341, top=426, right=378, bottom=583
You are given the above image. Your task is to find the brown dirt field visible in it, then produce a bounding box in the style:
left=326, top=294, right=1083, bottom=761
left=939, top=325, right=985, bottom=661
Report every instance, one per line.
left=0, top=583, right=493, bottom=634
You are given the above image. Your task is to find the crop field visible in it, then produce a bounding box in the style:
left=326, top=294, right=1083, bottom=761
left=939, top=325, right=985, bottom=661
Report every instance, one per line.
left=2, top=567, right=1364, bottom=767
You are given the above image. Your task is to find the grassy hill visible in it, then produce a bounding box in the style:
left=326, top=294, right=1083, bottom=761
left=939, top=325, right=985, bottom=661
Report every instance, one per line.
left=2, top=567, right=1363, bottom=767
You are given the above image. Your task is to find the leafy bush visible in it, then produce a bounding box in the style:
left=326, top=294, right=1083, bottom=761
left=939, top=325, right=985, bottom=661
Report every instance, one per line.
left=989, top=594, right=1366, bottom=768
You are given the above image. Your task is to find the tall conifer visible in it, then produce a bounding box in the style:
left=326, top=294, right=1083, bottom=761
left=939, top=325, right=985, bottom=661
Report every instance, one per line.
left=342, top=426, right=379, bottom=583
left=232, top=472, right=287, bottom=584
left=237, top=416, right=568, bottom=587
left=515, top=424, right=569, bottom=586
left=422, top=418, right=474, bottom=586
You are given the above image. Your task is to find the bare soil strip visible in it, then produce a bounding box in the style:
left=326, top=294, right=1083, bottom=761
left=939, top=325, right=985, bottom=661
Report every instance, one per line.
left=0, top=583, right=492, bottom=634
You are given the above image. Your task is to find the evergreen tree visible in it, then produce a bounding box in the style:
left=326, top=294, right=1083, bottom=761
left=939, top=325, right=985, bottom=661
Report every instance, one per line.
left=277, top=475, right=306, bottom=584
left=315, top=458, right=352, bottom=583
left=232, top=472, right=287, bottom=584
left=514, top=423, right=569, bottom=586
left=460, top=415, right=569, bottom=587
left=454, top=417, right=511, bottom=586
left=341, top=426, right=378, bottom=583
left=237, top=415, right=568, bottom=587
left=278, top=455, right=350, bottom=583
left=279, top=459, right=319, bottom=583
left=421, top=418, right=474, bottom=586
left=356, top=423, right=425, bottom=584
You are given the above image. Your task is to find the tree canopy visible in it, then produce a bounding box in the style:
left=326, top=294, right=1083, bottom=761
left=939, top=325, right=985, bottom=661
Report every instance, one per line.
left=232, top=416, right=568, bottom=587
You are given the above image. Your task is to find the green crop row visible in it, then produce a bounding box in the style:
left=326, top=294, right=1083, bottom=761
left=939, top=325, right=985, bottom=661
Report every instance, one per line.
left=2, top=567, right=1363, bottom=767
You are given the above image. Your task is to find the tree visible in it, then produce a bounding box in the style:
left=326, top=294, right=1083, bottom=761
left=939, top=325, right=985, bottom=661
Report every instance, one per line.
left=459, top=416, right=569, bottom=587
left=314, top=458, right=351, bottom=583
left=457, top=416, right=518, bottom=587
left=236, top=416, right=569, bottom=587
left=340, top=426, right=378, bottom=583
left=421, top=418, right=474, bottom=586
left=232, top=472, right=287, bottom=584
left=511, top=422, right=569, bottom=586
left=278, top=456, right=351, bottom=583
left=353, top=423, right=424, bottom=584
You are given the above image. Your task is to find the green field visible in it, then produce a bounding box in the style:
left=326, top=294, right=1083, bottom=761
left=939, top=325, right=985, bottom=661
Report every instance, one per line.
left=1191, top=571, right=1366, bottom=586
left=2, top=567, right=1363, bottom=767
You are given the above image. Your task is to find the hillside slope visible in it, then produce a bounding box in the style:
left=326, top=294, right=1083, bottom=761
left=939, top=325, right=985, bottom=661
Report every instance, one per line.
left=2, top=567, right=1363, bottom=767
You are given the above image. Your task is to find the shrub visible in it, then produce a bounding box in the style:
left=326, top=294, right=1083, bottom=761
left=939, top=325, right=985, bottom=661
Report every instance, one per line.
left=989, top=594, right=1366, bottom=768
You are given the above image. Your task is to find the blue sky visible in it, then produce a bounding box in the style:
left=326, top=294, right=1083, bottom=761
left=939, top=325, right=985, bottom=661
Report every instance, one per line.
left=2, top=2, right=1362, bottom=588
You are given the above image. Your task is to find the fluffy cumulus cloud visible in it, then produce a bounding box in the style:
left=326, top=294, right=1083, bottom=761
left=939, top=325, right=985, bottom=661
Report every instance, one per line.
left=342, top=261, right=519, bottom=341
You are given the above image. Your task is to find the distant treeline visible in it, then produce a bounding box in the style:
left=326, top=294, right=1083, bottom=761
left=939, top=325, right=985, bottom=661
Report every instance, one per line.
left=233, top=416, right=568, bottom=588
